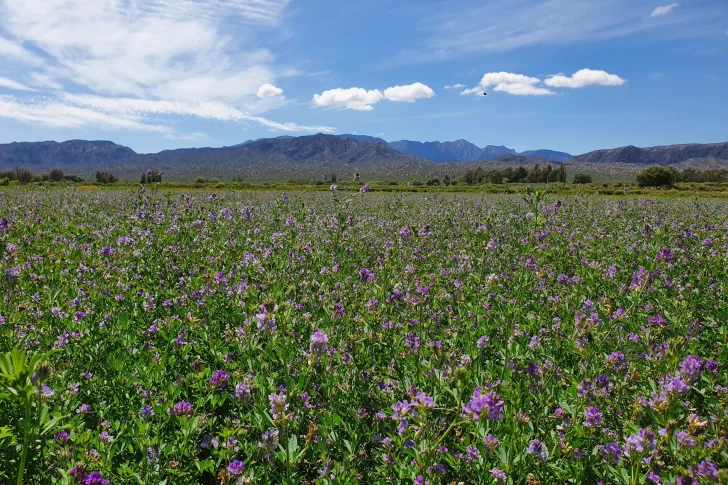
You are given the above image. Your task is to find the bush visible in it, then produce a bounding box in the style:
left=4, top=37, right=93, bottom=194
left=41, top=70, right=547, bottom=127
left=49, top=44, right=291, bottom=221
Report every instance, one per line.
left=49, top=169, right=64, bottom=181
left=636, top=166, right=676, bottom=187
left=573, top=174, right=592, bottom=184
left=96, top=172, right=119, bottom=184
left=0, top=177, right=8, bottom=186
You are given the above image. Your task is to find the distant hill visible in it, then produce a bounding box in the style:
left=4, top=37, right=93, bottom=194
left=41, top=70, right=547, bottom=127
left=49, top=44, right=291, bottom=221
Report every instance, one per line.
left=571, top=143, right=728, bottom=165
left=519, top=149, right=573, bottom=163
left=0, top=140, right=137, bottom=166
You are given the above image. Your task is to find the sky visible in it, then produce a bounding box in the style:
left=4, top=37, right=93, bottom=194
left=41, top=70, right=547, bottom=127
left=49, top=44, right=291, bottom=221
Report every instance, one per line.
left=0, top=0, right=726, bottom=155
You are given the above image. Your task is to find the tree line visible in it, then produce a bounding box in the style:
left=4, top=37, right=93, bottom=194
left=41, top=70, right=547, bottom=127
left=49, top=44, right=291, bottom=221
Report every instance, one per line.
left=461, top=164, right=568, bottom=185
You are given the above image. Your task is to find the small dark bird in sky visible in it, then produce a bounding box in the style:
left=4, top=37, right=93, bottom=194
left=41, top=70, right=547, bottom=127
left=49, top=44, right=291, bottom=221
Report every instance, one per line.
left=483, top=92, right=487, bottom=96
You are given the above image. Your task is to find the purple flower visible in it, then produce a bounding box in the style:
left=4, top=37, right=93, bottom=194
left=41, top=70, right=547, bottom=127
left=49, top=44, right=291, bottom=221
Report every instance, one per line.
left=462, top=390, right=504, bottom=421
left=399, top=226, right=410, bottom=238
left=235, top=380, right=252, bottom=402
left=210, top=370, right=230, bottom=390
left=99, top=431, right=114, bottom=444
left=680, top=355, right=702, bottom=383
left=483, top=434, right=499, bottom=451
left=269, top=392, right=290, bottom=422
left=412, top=392, right=435, bottom=409
left=170, top=401, right=194, bottom=417
left=140, top=405, right=154, bottom=420
left=309, top=328, right=329, bottom=363
left=599, top=442, right=622, bottom=464
left=82, top=472, right=109, bottom=485
left=526, top=439, right=549, bottom=462
left=584, top=406, right=603, bottom=428
left=464, top=444, right=480, bottom=464
left=228, top=460, right=245, bottom=478
left=74, top=311, right=86, bottom=321
left=477, top=336, right=489, bottom=349
left=677, top=431, right=695, bottom=448
left=696, top=460, right=719, bottom=482
left=624, top=428, right=655, bottom=457
left=55, top=431, right=70, bottom=442
left=359, top=268, right=375, bottom=283
left=491, top=468, right=507, bottom=484
left=359, top=184, right=371, bottom=193
left=98, top=246, right=113, bottom=257
left=258, top=428, right=279, bottom=457
left=405, top=332, right=420, bottom=350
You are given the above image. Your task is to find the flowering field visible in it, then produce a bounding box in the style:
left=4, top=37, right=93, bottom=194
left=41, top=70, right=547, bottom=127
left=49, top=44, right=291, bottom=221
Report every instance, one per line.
left=0, top=188, right=727, bottom=485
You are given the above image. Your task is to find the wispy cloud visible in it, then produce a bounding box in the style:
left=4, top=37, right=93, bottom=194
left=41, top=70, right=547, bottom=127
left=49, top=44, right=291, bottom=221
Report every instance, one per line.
left=404, top=0, right=714, bottom=61
left=0, top=94, right=335, bottom=135
left=0, top=77, right=35, bottom=92
left=444, top=83, right=466, bottom=89
left=651, top=3, right=679, bottom=17
left=0, top=0, right=328, bottom=135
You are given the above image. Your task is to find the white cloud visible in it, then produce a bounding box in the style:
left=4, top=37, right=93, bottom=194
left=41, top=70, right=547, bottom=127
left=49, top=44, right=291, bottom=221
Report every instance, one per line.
left=408, top=0, right=705, bottom=61
left=0, top=93, right=335, bottom=134
left=0, top=36, right=43, bottom=65
left=313, top=87, right=384, bottom=111
left=383, top=82, right=434, bottom=102
left=0, top=1, right=333, bottom=136
left=479, top=72, right=542, bottom=88
left=257, top=83, right=284, bottom=98
left=0, top=95, right=171, bottom=132
left=444, top=83, right=466, bottom=89
left=462, top=71, right=554, bottom=96
left=493, top=83, right=555, bottom=96
left=0, top=77, right=35, bottom=92
left=0, top=0, right=290, bottom=102
left=651, top=3, right=679, bottom=17
left=544, top=69, right=626, bottom=88
left=313, top=83, right=435, bottom=110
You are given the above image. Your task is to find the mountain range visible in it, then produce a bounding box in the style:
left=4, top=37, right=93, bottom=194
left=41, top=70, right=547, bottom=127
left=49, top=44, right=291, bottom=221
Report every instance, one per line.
left=0, top=135, right=726, bottom=182
left=234, top=135, right=571, bottom=162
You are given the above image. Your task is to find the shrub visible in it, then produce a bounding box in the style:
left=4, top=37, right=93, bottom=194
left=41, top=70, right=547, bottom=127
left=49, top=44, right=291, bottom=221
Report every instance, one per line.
left=49, top=170, right=64, bottom=181
left=636, top=166, right=676, bottom=187
left=573, top=174, right=592, bottom=184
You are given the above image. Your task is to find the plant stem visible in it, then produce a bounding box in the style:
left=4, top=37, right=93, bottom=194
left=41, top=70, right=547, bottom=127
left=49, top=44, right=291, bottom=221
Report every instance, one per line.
left=17, top=399, right=32, bottom=485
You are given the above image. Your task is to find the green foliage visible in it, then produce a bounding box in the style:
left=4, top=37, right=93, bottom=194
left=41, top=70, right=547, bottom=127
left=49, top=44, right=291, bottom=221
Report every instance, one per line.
left=49, top=169, right=64, bottom=182
left=636, top=166, right=677, bottom=187
left=573, top=173, right=593, bottom=184
left=95, top=171, right=119, bottom=184
left=0, top=190, right=727, bottom=483
left=463, top=164, right=566, bottom=185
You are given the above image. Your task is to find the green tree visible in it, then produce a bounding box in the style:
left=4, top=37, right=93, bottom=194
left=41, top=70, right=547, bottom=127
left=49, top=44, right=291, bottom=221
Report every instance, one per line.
left=636, top=166, right=676, bottom=187
left=49, top=169, right=64, bottom=182
left=573, top=173, right=592, bottom=184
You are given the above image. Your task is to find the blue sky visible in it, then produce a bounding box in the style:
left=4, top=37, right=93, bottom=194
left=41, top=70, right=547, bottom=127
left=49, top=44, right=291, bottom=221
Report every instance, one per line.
left=0, top=0, right=726, bottom=155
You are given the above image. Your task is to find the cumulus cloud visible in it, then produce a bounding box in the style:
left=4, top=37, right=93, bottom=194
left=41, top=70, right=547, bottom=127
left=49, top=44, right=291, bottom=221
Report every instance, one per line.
left=257, top=83, right=284, bottom=98
left=462, top=72, right=554, bottom=96
left=493, top=83, right=555, bottom=96
left=0, top=77, right=35, bottom=92
left=544, top=69, right=626, bottom=88
left=445, top=83, right=466, bottom=89
left=651, top=3, right=679, bottom=17
left=383, top=82, right=434, bottom=102
left=313, top=88, right=384, bottom=111
left=313, top=83, right=435, bottom=110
